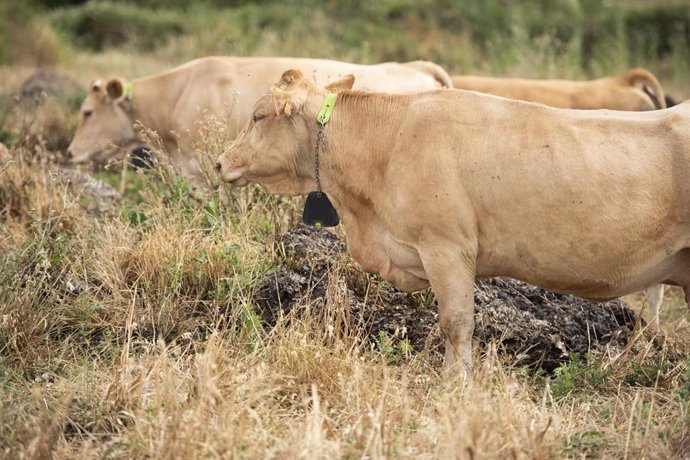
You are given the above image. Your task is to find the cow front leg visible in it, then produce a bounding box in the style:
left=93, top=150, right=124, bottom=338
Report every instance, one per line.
left=421, top=251, right=477, bottom=378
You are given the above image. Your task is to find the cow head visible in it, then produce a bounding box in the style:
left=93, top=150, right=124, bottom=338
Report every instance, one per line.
left=216, top=69, right=354, bottom=195
left=67, top=78, right=136, bottom=164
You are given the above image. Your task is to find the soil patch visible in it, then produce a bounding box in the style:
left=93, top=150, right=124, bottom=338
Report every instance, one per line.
left=255, top=224, right=643, bottom=372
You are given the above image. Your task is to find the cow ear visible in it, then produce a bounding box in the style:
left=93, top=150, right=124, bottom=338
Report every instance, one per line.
left=105, top=78, right=125, bottom=100
left=271, top=86, right=306, bottom=117
left=325, top=74, right=355, bottom=93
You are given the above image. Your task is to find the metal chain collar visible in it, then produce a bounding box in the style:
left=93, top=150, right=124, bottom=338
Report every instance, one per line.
left=314, top=120, right=326, bottom=194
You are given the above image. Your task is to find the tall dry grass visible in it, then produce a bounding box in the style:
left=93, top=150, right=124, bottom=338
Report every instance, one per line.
left=1, top=110, right=689, bottom=458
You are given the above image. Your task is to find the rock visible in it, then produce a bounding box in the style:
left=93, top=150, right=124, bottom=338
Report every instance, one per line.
left=255, top=224, right=643, bottom=371
left=54, top=168, right=121, bottom=214
left=19, top=69, right=84, bottom=104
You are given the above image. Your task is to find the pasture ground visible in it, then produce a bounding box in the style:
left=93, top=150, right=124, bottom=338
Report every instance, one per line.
left=2, top=1, right=690, bottom=458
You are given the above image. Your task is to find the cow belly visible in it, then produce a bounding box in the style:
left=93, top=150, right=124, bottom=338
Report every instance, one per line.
left=478, top=244, right=690, bottom=300
left=375, top=232, right=429, bottom=292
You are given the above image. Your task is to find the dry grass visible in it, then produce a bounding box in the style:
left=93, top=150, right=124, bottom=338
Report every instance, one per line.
left=1, top=112, right=689, bottom=459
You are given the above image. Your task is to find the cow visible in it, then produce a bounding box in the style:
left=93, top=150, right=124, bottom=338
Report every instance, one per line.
left=454, top=68, right=672, bottom=325
left=215, top=69, right=690, bottom=376
left=451, top=68, right=666, bottom=111
left=666, top=95, right=680, bottom=108
left=66, top=56, right=452, bottom=180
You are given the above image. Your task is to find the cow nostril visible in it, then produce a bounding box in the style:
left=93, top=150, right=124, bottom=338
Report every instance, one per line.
left=214, top=162, right=222, bottom=172
left=66, top=149, right=73, bottom=159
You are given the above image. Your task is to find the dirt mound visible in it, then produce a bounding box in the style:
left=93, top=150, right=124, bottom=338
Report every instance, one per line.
left=18, top=69, right=84, bottom=103
left=1, top=69, right=84, bottom=154
left=255, top=224, right=642, bottom=371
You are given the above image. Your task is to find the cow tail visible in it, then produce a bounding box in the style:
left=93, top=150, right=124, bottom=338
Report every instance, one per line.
left=404, top=60, right=454, bottom=88
left=623, top=68, right=666, bottom=109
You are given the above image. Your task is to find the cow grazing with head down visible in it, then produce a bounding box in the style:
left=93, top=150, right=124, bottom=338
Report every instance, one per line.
left=216, top=69, right=690, bottom=375
left=67, top=56, right=452, bottom=180
left=451, top=68, right=667, bottom=111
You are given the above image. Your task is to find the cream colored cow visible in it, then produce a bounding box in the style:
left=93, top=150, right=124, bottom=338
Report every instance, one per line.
left=67, top=56, right=451, bottom=179
left=451, top=68, right=666, bottom=111
left=216, top=70, right=690, bottom=374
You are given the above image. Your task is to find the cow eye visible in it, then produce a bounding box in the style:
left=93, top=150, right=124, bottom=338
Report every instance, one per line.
left=83, top=110, right=93, bottom=118
left=252, top=113, right=265, bottom=123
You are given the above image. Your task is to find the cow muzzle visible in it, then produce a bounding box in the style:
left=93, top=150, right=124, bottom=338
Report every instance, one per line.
left=67, top=148, right=90, bottom=164
left=218, top=168, right=249, bottom=187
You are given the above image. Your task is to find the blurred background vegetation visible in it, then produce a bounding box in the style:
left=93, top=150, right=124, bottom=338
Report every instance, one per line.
left=2, top=0, right=689, bottom=84
left=2, top=0, right=688, bottom=153
left=1, top=0, right=688, bottom=153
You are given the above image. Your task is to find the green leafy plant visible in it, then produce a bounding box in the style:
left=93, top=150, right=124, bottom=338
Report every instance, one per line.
left=550, top=355, right=612, bottom=401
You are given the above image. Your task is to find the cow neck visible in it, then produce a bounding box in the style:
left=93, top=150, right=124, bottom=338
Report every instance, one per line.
left=126, top=78, right=155, bottom=132
left=127, top=74, right=181, bottom=138
left=313, top=90, right=410, bottom=220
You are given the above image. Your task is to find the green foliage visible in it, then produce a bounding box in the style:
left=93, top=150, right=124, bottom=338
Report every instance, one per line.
left=562, top=429, right=609, bottom=457
left=624, top=354, right=671, bottom=387
left=625, top=5, right=690, bottom=59
left=124, top=208, right=148, bottom=227
left=550, top=355, right=612, bottom=401
left=375, top=331, right=414, bottom=365
left=3, top=0, right=688, bottom=78
left=52, top=1, right=186, bottom=51
left=0, top=2, right=36, bottom=64
left=240, top=306, right=263, bottom=354
left=0, top=1, right=68, bottom=66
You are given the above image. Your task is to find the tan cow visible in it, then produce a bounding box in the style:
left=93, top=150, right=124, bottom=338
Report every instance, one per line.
left=451, top=68, right=666, bottom=111
left=67, top=56, right=452, bottom=179
left=454, top=67, right=670, bottom=324
left=216, top=70, right=690, bottom=375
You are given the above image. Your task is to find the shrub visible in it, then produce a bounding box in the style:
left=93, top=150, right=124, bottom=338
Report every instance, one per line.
left=52, top=1, right=186, bottom=51
left=0, top=2, right=68, bottom=66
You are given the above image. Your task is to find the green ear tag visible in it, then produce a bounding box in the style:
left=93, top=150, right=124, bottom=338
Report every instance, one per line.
left=123, top=81, right=133, bottom=101
left=316, top=93, right=337, bottom=125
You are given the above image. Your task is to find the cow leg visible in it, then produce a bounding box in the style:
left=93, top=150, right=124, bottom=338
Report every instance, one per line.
left=421, top=252, right=476, bottom=379
left=646, top=284, right=664, bottom=327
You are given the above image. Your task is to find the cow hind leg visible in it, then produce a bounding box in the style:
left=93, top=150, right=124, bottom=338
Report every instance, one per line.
left=646, top=284, right=664, bottom=327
